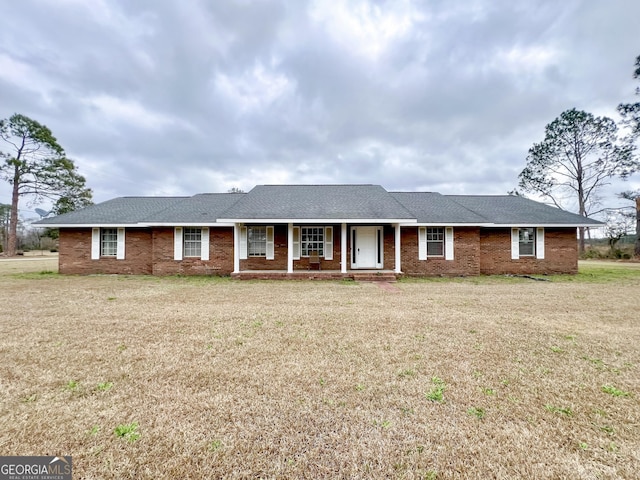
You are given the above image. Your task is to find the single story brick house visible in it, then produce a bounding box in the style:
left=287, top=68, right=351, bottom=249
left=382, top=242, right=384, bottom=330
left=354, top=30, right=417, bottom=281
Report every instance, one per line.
left=35, top=184, right=601, bottom=278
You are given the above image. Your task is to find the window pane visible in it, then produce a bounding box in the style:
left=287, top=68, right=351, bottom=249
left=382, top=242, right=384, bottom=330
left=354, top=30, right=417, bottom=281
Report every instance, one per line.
left=426, top=228, right=443, bottom=241
left=427, top=242, right=443, bottom=256
left=183, top=228, right=202, bottom=257
left=426, top=228, right=444, bottom=256
left=101, top=228, right=117, bottom=256
left=301, top=227, right=324, bottom=257
left=248, top=226, right=267, bottom=257
left=519, top=228, right=535, bottom=256
left=520, top=242, right=534, bottom=256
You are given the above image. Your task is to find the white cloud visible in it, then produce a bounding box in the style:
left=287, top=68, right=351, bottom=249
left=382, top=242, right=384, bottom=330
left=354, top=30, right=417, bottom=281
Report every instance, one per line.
left=44, top=0, right=154, bottom=39
left=492, top=45, right=559, bottom=76
left=0, top=53, right=55, bottom=103
left=309, top=0, right=423, bottom=61
left=83, top=94, right=190, bottom=131
left=214, top=61, right=293, bottom=114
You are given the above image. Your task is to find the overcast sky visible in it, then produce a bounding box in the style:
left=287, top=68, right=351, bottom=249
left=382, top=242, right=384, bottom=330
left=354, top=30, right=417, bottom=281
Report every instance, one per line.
left=1, top=0, right=639, bottom=218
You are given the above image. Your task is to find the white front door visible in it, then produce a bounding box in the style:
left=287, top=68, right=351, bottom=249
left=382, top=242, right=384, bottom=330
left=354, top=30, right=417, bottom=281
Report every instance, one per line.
left=351, top=226, right=383, bottom=269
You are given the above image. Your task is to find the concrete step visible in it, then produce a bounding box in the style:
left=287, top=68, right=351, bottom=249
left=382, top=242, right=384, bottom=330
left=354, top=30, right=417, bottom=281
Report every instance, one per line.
left=351, top=273, right=398, bottom=282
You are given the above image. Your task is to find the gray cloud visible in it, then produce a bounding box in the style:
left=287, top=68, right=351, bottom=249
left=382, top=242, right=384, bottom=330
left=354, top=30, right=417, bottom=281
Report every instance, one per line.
left=1, top=0, right=639, bottom=216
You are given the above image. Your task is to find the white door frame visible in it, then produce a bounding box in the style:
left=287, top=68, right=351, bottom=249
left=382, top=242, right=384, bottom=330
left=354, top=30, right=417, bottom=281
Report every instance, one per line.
left=351, top=226, right=384, bottom=269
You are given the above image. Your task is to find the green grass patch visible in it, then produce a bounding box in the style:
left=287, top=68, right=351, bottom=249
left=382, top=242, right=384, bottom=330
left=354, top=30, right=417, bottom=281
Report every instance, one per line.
left=573, top=262, right=640, bottom=283
left=209, top=439, right=224, bottom=452
left=467, top=407, right=485, bottom=419
left=22, top=393, right=38, bottom=403
left=601, top=385, right=631, bottom=397
left=10, top=271, right=59, bottom=280
left=398, top=368, right=416, bottom=379
left=402, top=262, right=640, bottom=284
left=114, top=422, right=140, bottom=442
left=426, top=376, right=446, bottom=402
left=545, top=404, right=573, bottom=416
left=96, top=381, right=113, bottom=392
left=64, top=380, right=79, bottom=392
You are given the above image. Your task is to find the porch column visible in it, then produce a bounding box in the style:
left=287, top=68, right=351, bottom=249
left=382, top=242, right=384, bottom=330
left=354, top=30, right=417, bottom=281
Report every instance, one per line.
left=341, top=223, right=347, bottom=273
left=233, top=223, right=240, bottom=273
left=394, top=223, right=402, bottom=274
left=287, top=223, right=294, bottom=273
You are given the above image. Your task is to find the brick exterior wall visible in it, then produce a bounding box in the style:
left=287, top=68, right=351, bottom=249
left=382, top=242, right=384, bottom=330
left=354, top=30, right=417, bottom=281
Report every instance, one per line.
left=241, top=225, right=287, bottom=271
left=293, top=224, right=343, bottom=271
left=382, top=225, right=397, bottom=270
left=242, top=224, right=345, bottom=271
left=479, top=227, right=578, bottom=275
left=400, top=227, right=481, bottom=276
left=57, top=224, right=579, bottom=276
left=152, top=227, right=234, bottom=275
left=59, top=228, right=153, bottom=275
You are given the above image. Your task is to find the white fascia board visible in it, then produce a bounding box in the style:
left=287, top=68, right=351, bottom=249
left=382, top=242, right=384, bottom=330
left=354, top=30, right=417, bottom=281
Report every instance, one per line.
left=32, top=223, right=135, bottom=228
left=405, top=222, right=493, bottom=227
left=401, top=222, right=599, bottom=228
left=37, top=222, right=238, bottom=228
left=218, top=218, right=417, bottom=224
left=138, top=222, right=236, bottom=227
left=488, top=224, right=600, bottom=228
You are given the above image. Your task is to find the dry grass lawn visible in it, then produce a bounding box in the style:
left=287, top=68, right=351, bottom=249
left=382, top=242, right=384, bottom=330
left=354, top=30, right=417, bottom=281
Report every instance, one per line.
left=1, top=259, right=639, bottom=479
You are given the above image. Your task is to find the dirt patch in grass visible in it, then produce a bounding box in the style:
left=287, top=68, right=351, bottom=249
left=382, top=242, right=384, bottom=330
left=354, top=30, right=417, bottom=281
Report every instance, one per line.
left=1, top=264, right=639, bottom=478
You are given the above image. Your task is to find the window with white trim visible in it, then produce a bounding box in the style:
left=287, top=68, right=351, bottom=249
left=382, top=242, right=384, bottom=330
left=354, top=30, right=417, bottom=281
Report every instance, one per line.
left=301, top=227, right=324, bottom=257
left=426, top=227, right=444, bottom=257
left=248, top=226, right=267, bottom=257
left=183, top=228, right=202, bottom=257
left=519, top=228, right=535, bottom=256
left=101, top=228, right=118, bottom=257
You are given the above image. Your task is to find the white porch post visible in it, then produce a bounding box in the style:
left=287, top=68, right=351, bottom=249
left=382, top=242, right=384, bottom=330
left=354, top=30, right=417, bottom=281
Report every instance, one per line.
left=341, top=223, right=347, bottom=274
left=287, top=223, right=294, bottom=273
left=394, top=223, right=402, bottom=273
left=233, top=223, right=240, bottom=274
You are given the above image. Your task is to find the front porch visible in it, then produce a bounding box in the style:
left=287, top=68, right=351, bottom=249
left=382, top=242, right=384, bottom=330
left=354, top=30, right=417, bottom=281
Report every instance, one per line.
left=231, top=269, right=400, bottom=281
left=233, top=222, right=404, bottom=275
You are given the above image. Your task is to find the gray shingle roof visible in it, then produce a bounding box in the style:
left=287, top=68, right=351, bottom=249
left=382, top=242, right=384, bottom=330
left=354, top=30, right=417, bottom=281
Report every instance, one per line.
left=35, top=185, right=603, bottom=227
left=390, top=192, right=489, bottom=224
left=142, top=193, right=244, bottom=224
left=446, top=195, right=603, bottom=226
left=219, top=185, right=415, bottom=220
left=35, top=197, right=187, bottom=225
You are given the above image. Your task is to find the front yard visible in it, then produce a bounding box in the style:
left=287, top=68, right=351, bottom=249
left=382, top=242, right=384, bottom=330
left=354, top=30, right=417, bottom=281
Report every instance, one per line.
left=0, top=259, right=638, bottom=478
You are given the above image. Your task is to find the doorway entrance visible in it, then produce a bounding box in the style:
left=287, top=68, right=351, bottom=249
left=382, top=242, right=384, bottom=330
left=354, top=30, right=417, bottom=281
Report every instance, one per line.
left=351, top=226, right=383, bottom=269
